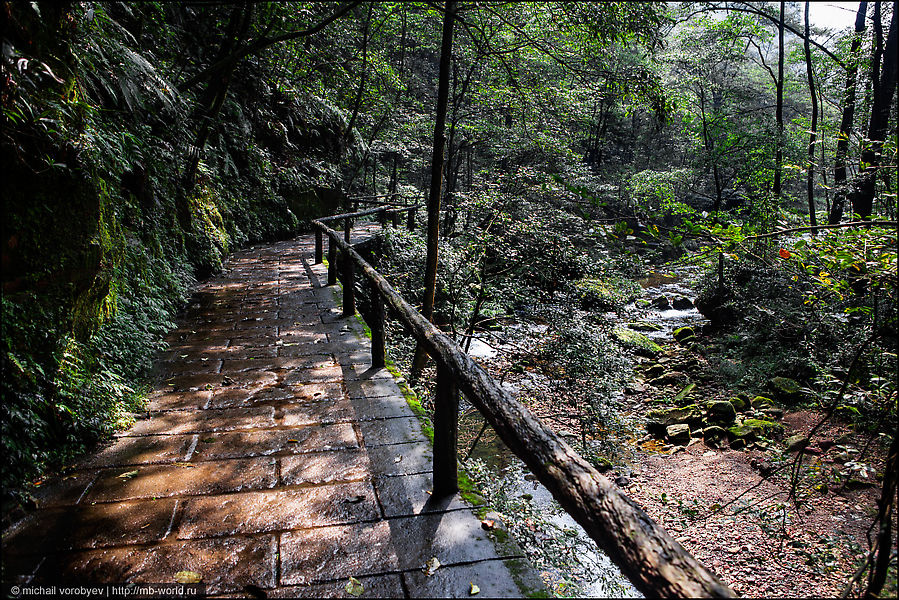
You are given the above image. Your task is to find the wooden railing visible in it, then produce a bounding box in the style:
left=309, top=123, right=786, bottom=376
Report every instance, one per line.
left=310, top=205, right=736, bottom=599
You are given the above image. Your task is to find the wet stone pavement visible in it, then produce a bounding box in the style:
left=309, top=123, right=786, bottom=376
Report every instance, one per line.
left=2, top=229, right=544, bottom=598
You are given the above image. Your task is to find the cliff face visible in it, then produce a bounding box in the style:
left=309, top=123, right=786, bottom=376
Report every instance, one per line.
left=0, top=2, right=355, bottom=498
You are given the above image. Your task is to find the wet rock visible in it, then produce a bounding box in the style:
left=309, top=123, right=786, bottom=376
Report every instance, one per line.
left=672, top=297, right=694, bottom=310
left=672, top=326, right=695, bottom=344
left=592, top=457, right=613, bottom=472
left=635, top=299, right=651, bottom=308
left=729, top=438, right=747, bottom=450
left=768, top=377, right=801, bottom=401
left=651, top=296, right=671, bottom=310
left=705, top=400, right=737, bottom=425
left=666, top=424, right=691, bottom=445
left=785, top=435, right=809, bottom=452
left=615, top=475, right=632, bottom=487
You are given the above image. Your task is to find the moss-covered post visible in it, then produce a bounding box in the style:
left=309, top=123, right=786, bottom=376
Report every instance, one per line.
left=342, top=250, right=355, bottom=317
left=327, top=236, right=337, bottom=286
left=433, top=362, right=459, bottom=497
left=315, top=230, right=323, bottom=264
left=370, top=280, right=386, bottom=368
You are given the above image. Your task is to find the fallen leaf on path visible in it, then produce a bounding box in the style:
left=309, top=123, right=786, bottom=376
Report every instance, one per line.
left=345, top=495, right=365, bottom=504
left=174, top=570, right=202, bottom=583
left=173, top=462, right=196, bottom=468
left=423, top=557, right=440, bottom=576
left=117, top=470, right=139, bottom=480
left=469, top=582, right=480, bottom=595
left=345, top=577, right=364, bottom=597
left=480, top=519, right=495, bottom=530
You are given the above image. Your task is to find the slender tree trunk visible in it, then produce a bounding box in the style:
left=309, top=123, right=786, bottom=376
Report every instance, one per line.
left=805, top=1, right=820, bottom=233
left=179, top=3, right=254, bottom=232
left=773, top=1, right=785, bottom=201
left=411, top=0, right=456, bottom=379
left=344, top=3, right=373, bottom=140
left=864, top=432, right=898, bottom=598
left=853, top=0, right=897, bottom=220
left=830, top=2, right=868, bottom=224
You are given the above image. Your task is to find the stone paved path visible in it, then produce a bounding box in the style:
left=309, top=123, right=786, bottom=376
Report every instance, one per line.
left=2, top=229, right=543, bottom=598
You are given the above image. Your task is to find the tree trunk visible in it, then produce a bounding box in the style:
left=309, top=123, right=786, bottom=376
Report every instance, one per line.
left=178, top=3, right=254, bottom=232
left=852, top=0, right=898, bottom=220
left=411, top=0, right=456, bottom=379
left=804, top=1, right=819, bottom=233
left=829, top=2, right=868, bottom=224
left=773, top=1, right=785, bottom=201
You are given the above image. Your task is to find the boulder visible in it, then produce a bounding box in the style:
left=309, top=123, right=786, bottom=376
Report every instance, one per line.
left=651, top=296, right=671, bottom=310
left=644, top=364, right=665, bottom=379
left=705, top=400, right=737, bottom=425
left=702, top=425, right=727, bottom=442
left=648, top=371, right=689, bottom=387
left=672, top=326, right=696, bottom=343
left=635, top=298, right=652, bottom=308
left=645, top=404, right=703, bottom=434
left=768, top=377, right=801, bottom=401
left=666, top=424, right=691, bottom=445
left=672, top=296, right=694, bottom=310
left=613, top=328, right=662, bottom=357
left=750, top=396, right=775, bottom=410
left=673, top=383, right=696, bottom=404
left=785, top=434, right=810, bottom=452
left=729, top=438, right=747, bottom=450
left=729, top=396, right=748, bottom=412
left=741, top=418, right=785, bottom=440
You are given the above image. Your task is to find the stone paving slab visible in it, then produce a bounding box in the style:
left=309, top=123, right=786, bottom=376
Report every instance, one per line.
left=1, top=228, right=544, bottom=597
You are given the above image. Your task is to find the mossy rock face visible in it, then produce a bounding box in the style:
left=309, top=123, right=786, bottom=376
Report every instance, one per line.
left=768, top=376, right=801, bottom=400
left=613, top=328, right=661, bottom=357
left=648, top=371, right=689, bottom=387
left=741, top=418, right=785, bottom=440
left=672, top=326, right=695, bottom=343
left=705, top=400, right=737, bottom=425
left=729, top=396, right=748, bottom=412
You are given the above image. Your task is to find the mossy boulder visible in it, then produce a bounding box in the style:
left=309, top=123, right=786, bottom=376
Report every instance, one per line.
left=644, top=364, right=665, bottom=379
left=672, top=326, right=696, bottom=343
left=702, top=425, right=727, bottom=442
left=785, top=434, right=810, bottom=452
left=646, top=404, right=702, bottom=434
left=651, top=296, right=671, bottom=310
left=673, top=383, right=696, bottom=404
left=741, top=418, right=785, bottom=440
left=575, top=277, right=640, bottom=311
left=613, top=328, right=662, bottom=357
left=727, top=424, right=757, bottom=442
left=705, top=400, right=737, bottom=425
left=768, top=377, right=801, bottom=401
left=750, top=396, right=775, bottom=410
left=729, top=396, right=748, bottom=412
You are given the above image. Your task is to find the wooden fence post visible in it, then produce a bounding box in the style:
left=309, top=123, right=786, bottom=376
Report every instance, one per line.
left=370, top=280, right=386, bottom=369
left=392, top=210, right=400, bottom=228
left=344, top=216, right=351, bottom=243
left=343, top=252, right=355, bottom=317
left=327, top=236, right=337, bottom=286
left=315, top=230, right=323, bottom=264
left=433, top=363, right=459, bottom=496
left=379, top=208, right=388, bottom=227
left=407, top=207, right=416, bottom=231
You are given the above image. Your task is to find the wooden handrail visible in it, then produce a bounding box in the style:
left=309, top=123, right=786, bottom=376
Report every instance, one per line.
left=310, top=212, right=736, bottom=599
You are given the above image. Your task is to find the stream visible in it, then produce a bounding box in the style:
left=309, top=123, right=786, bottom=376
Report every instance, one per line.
left=461, top=266, right=709, bottom=597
